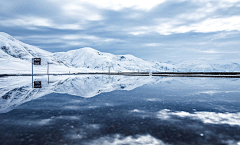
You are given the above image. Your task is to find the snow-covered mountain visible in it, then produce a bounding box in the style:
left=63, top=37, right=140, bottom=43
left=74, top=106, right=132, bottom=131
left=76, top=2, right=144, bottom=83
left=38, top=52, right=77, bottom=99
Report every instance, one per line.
left=0, top=32, right=74, bottom=74
left=53, top=47, right=174, bottom=72
left=53, top=48, right=240, bottom=72
left=0, top=32, right=65, bottom=65
left=0, top=32, right=175, bottom=73
left=0, top=33, right=95, bottom=74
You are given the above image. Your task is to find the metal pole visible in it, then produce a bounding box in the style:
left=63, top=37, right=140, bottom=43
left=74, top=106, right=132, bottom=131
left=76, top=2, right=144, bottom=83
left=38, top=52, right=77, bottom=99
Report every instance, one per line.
left=32, top=58, right=33, bottom=88
left=47, top=62, right=49, bottom=75
left=47, top=62, right=49, bottom=84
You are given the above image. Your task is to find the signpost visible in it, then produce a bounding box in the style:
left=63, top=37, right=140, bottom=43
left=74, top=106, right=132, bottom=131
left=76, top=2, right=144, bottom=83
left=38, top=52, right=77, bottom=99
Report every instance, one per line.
left=32, top=58, right=41, bottom=88
left=33, top=58, right=41, bottom=65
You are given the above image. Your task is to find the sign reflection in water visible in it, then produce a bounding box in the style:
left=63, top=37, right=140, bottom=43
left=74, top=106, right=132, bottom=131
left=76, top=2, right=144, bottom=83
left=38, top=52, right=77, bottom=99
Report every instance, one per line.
left=0, top=75, right=240, bottom=145
left=33, top=81, right=42, bottom=88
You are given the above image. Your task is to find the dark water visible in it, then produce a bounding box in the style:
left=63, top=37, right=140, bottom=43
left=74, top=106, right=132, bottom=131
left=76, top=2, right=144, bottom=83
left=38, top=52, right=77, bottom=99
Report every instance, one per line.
left=0, top=76, right=240, bottom=145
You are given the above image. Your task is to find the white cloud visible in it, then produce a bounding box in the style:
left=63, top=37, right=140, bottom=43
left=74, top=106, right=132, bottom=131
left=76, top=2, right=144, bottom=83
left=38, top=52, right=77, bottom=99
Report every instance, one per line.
left=146, top=98, right=162, bottom=101
left=130, top=109, right=146, bottom=113
left=163, top=16, right=240, bottom=34
left=157, top=109, right=240, bottom=126
left=128, top=16, right=240, bottom=35
left=0, top=16, right=83, bottom=30
left=14, top=119, right=53, bottom=126
left=189, top=16, right=240, bottom=33
left=127, top=26, right=154, bottom=35
left=62, top=3, right=102, bottom=21
left=208, top=32, right=238, bottom=41
left=129, top=31, right=147, bottom=36
left=56, top=115, right=81, bottom=120
left=126, top=0, right=240, bottom=36
left=60, top=34, right=123, bottom=44
left=55, top=24, right=83, bottom=30
left=67, top=41, right=89, bottom=46
left=78, top=0, right=166, bottom=11
left=199, top=50, right=218, bottom=54
left=144, top=43, right=165, bottom=47
left=84, top=134, right=168, bottom=145
left=0, top=17, right=52, bottom=27
left=177, top=13, right=207, bottom=21
left=61, top=35, right=99, bottom=40
left=15, top=34, right=122, bottom=48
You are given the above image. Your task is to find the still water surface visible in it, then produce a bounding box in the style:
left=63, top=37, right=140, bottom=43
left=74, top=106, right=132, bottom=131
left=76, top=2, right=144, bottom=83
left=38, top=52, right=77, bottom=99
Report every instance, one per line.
left=0, top=75, right=240, bottom=145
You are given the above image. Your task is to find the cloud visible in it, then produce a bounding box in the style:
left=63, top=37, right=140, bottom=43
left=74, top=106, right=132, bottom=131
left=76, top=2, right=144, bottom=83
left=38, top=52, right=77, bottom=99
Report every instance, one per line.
left=0, top=17, right=52, bottom=27
left=0, top=16, right=83, bottom=30
left=144, top=43, right=165, bottom=47
left=130, top=108, right=240, bottom=126
left=62, top=3, right=103, bottom=21
left=12, top=119, right=53, bottom=126
left=76, top=0, right=167, bottom=11
left=187, top=16, right=240, bottom=33
left=199, top=50, right=218, bottom=54
left=83, top=134, right=168, bottom=145
left=126, top=0, right=240, bottom=35
left=60, top=34, right=122, bottom=43
left=157, top=109, right=240, bottom=126
left=15, top=33, right=123, bottom=51
left=128, top=16, right=240, bottom=35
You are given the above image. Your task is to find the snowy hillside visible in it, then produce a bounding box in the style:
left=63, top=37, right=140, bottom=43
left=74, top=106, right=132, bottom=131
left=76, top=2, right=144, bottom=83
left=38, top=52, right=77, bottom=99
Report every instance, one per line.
left=0, top=32, right=91, bottom=74
left=0, top=32, right=65, bottom=65
left=54, top=47, right=174, bottom=72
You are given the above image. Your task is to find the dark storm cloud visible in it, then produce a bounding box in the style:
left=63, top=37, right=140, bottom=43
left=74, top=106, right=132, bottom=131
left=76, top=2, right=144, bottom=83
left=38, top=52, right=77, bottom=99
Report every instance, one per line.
left=0, top=0, right=240, bottom=62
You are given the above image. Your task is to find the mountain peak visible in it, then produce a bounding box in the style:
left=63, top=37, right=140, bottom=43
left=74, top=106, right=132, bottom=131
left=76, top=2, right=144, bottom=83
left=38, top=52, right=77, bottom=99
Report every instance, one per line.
left=63, top=47, right=99, bottom=54
left=80, top=47, right=97, bottom=51
left=78, top=47, right=101, bottom=54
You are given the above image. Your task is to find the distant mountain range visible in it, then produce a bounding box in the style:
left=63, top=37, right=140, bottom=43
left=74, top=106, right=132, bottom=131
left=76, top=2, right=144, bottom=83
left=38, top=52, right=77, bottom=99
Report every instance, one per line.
left=0, top=32, right=240, bottom=73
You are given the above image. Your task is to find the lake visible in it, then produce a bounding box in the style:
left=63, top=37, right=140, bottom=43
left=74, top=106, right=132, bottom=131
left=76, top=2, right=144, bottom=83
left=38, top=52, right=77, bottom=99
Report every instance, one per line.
left=0, top=75, right=240, bottom=145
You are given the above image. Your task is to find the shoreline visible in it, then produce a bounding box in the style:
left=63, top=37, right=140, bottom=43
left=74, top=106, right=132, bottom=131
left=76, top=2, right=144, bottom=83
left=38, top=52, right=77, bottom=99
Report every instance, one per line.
left=1, top=72, right=240, bottom=78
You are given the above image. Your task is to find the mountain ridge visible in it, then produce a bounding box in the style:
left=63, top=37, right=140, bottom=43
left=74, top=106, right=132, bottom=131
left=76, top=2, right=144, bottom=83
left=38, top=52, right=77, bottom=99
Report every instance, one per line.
left=53, top=47, right=174, bottom=72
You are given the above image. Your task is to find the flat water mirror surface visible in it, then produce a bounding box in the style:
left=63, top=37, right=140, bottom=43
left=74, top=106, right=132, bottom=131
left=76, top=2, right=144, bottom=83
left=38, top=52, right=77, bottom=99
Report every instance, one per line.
left=0, top=75, right=240, bottom=145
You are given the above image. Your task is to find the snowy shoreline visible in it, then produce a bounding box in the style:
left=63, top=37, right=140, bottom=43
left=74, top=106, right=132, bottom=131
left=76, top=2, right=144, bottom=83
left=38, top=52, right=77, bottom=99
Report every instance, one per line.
left=1, top=72, right=240, bottom=78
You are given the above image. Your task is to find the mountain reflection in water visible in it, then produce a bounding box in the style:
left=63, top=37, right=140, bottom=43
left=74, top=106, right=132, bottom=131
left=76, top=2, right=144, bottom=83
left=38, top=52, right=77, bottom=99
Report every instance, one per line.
left=0, top=75, right=164, bottom=113
left=0, top=75, right=240, bottom=145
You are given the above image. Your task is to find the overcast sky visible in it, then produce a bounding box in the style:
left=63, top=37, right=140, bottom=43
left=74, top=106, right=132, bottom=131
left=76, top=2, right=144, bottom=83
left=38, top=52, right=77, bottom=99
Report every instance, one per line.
left=0, top=0, right=240, bottom=63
